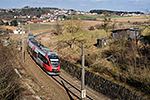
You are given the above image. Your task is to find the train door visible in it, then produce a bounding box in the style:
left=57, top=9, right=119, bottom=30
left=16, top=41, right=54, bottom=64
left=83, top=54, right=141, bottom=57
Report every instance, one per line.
left=37, top=53, right=44, bottom=67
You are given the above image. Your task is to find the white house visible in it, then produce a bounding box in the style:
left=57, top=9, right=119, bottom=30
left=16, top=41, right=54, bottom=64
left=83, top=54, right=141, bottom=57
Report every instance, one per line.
left=14, top=29, right=25, bottom=34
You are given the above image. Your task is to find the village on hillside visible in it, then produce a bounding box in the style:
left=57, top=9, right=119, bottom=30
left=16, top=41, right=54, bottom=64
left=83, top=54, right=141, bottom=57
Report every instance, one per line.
left=1, top=7, right=149, bottom=25
left=0, top=7, right=150, bottom=35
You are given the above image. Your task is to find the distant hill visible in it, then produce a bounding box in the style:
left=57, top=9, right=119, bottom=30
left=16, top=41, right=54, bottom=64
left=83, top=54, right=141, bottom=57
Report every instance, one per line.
left=0, top=7, right=59, bottom=20
left=90, top=9, right=144, bottom=15
left=0, top=6, right=145, bottom=20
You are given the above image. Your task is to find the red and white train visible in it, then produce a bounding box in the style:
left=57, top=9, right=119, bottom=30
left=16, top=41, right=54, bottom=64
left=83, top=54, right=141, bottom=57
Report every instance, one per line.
left=27, top=33, right=60, bottom=76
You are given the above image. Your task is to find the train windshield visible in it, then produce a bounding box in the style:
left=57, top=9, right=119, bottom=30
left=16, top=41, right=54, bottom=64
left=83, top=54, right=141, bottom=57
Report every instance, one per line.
left=48, top=55, right=59, bottom=67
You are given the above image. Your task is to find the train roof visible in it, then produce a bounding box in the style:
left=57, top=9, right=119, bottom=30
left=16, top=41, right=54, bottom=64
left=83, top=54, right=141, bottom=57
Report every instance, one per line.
left=39, top=45, right=58, bottom=56
left=28, top=33, right=34, bottom=39
left=30, top=38, right=39, bottom=45
left=27, top=33, right=58, bottom=56
left=29, top=37, right=57, bottom=55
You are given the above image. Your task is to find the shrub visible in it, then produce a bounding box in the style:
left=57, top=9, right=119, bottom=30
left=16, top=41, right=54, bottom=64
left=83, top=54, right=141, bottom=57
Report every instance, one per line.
left=95, top=24, right=103, bottom=30
left=0, top=40, right=22, bottom=99
left=102, top=39, right=150, bottom=95
left=88, top=26, right=95, bottom=30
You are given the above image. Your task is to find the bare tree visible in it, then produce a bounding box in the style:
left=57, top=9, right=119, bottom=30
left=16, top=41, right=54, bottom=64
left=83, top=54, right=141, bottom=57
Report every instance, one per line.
left=62, top=16, right=85, bottom=48
left=101, top=12, right=111, bottom=37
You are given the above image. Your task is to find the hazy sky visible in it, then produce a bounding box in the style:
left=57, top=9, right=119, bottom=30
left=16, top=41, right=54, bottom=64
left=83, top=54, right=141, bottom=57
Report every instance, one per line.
left=0, top=0, right=150, bottom=12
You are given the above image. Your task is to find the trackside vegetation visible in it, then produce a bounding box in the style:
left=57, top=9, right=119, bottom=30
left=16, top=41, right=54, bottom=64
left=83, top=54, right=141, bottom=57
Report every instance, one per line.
left=0, top=39, right=22, bottom=99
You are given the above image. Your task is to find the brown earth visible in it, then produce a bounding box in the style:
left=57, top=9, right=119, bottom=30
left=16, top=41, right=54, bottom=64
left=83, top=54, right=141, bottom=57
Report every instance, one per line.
left=1, top=25, right=18, bottom=31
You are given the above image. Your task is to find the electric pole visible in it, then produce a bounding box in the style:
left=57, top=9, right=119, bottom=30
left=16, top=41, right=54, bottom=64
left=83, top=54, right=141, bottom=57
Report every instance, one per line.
left=29, top=22, right=30, bottom=33
left=39, top=22, right=41, bottom=34
left=81, top=45, right=86, bottom=100
left=22, top=25, right=25, bottom=63
left=18, top=25, right=20, bottom=47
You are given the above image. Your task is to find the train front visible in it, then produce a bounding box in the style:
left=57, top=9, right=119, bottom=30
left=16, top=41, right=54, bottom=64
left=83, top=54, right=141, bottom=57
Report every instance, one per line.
left=45, top=52, right=61, bottom=76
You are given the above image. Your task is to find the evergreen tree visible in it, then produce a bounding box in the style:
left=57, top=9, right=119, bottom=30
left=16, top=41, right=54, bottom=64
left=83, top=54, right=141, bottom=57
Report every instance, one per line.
left=0, top=19, right=3, bottom=25
left=11, top=20, right=18, bottom=26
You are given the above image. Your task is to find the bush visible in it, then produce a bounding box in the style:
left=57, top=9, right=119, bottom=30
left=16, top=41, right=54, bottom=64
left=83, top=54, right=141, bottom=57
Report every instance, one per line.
left=95, top=24, right=103, bottom=30
left=102, top=39, right=150, bottom=95
left=8, top=29, right=13, bottom=33
left=0, top=40, right=22, bottom=99
left=88, top=26, right=95, bottom=30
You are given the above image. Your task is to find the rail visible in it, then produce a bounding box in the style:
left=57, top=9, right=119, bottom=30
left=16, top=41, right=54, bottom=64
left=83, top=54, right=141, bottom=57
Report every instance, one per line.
left=51, top=75, right=94, bottom=100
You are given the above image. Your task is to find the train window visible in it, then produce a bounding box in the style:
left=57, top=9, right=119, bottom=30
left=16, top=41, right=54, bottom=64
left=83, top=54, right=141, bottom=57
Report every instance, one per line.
left=38, top=53, right=47, bottom=64
left=38, top=53, right=49, bottom=65
left=48, top=55, right=59, bottom=67
left=38, top=53, right=41, bottom=58
left=33, top=51, right=37, bottom=58
left=28, top=45, right=32, bottom=52
left=38, top=53, right=43, bottom=61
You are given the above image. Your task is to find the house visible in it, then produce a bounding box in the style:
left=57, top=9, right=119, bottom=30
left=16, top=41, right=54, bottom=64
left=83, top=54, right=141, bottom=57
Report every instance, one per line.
left=92, top=13, right=98, bottom=15
left=31, top=19, right=43, bottom=23
left=14, top=29, right=25, bottom=34
left=2, top=19, right=11, bottom=25
left=111, top=28, right=141, bottom=41
left=97, top=37, right=109, bottom=48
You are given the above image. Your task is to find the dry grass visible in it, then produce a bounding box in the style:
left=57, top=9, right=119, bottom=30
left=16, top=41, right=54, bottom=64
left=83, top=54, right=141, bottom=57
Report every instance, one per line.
left=1, top=25, right=18, bottom=31
left=112, top=16, right=149, bottom=22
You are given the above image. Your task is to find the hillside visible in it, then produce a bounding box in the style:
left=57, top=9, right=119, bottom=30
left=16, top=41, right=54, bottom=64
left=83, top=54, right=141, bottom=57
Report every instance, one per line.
left=0, top=6, right=145, bottom=20
left=0, top=7, right=58, bottom=20
left=90, top=9, right=144, bottom=15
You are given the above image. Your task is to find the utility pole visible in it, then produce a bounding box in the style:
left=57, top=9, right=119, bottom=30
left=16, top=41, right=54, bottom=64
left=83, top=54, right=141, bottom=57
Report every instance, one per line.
left=29, top=22, right=30, bottom=33
left=81, top=45, right=86, bottom=100
left=39, top=22, right=41, bottom=34
left=22, top=25, right=25, bottom=63
left=18, top=25, right=20, bottom=47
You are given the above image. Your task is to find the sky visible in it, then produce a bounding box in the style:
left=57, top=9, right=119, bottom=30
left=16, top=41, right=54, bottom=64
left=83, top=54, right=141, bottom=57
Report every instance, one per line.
left=0, top=0, right=150, bottom=13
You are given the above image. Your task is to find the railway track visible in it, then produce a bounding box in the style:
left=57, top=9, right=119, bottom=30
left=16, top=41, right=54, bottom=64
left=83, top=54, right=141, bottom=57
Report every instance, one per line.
left=51, top=75, right=94, bottom=100
left=12, top=32, right=110, bottom=100
left=28, top=32, right=94, bottom=99
left=34, top=54, right=94, bottom=99
left=25, top=46, right=94, bottom=99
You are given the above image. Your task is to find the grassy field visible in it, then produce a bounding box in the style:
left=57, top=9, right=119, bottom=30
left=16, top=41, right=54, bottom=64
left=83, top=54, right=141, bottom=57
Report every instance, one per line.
left=23, top=23, right=57, bottom=34
left=63, top=14, right=149, bottom=22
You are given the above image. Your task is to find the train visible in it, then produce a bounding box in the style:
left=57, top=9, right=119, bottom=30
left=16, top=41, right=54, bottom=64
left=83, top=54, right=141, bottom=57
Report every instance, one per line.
left=27, top=33, right=61, bottom=76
